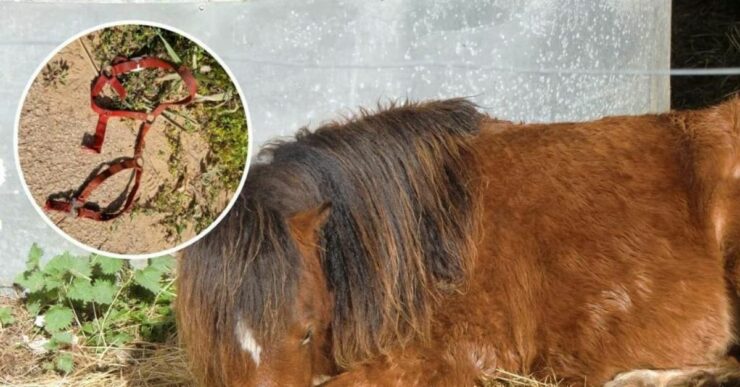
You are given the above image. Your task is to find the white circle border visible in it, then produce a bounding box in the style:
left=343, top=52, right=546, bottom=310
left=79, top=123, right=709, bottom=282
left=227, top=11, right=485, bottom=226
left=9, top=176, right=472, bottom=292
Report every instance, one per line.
left=13, top=20, right=254, bottom=260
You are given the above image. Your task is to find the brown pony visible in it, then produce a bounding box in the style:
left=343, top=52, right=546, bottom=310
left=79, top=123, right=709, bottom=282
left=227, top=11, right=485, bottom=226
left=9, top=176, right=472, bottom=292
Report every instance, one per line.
left=177, top=98, right=740, bottom=386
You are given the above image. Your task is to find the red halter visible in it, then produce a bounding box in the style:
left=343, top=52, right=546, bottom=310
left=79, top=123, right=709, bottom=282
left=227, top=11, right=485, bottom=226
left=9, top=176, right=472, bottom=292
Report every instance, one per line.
left=44, top=56, right=198, bottom=221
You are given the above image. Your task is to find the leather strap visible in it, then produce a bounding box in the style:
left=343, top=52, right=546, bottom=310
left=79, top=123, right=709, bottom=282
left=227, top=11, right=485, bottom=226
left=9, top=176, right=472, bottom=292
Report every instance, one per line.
left=45, top=56, right=197, bottom=221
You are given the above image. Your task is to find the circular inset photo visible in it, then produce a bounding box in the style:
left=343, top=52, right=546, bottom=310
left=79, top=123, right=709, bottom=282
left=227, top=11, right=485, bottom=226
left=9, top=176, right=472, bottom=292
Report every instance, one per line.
left=15, top=22, right=251, bottom=258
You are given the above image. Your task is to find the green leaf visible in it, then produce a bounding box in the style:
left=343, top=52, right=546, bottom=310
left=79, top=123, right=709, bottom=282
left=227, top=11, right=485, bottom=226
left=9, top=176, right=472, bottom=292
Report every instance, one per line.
left=44, top=339, right=59, bottom=351
left=27, top=243, right=43, bottom=271
left=44, top=306, right=74, bottom=333
left=148, top=255, right=175, bottom=273
left=158, top=288, right=175, bottom=303
left=67, top=256, right=93, bottom=279
left=14, top=270, right=45, bottom=292
left=129, top=308, right=147, bottom=324
left=158, top=33, right=181, bottom=64
left=108, top=331, right=133, bottom=346
left=42, top=276, right=64, bottom=291
left=67, top=278, right=94, bottom=303
left=106, top=307, right=124, bottom=321
left=51, top=331, right=74, bottom=345
left=26, top=301, right=41, bottom=317
left=42, top=253, right=72, bottom=277
left=95, top=256, right=124, bottom=275
left=91, top=280, right=116, bottom=305
left=43, top=252, right=91, bottom=279
left=55, top=353, right=74, bottom=374
left=0, top=306, right=14, bottom=327
left=81, top=321, right=96, bottom=335
left=133, top=266, right=162, bottom=294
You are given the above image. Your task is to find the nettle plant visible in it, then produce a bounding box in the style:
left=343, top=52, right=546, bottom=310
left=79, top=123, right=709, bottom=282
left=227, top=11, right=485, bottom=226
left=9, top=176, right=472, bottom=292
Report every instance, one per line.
left=13, top=244, right=176, bottom=374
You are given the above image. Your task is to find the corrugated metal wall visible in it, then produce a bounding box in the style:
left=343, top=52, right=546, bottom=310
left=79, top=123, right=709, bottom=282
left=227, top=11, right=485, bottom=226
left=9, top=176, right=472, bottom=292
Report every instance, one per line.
left=0, top=0, right=670, bottom=284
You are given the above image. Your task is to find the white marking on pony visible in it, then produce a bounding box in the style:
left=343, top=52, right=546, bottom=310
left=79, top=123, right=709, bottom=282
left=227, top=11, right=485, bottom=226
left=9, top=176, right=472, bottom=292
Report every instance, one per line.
left=733, top=166, right=740, bottom=179
left=235, top=318, right=262, bottom=366
left=605, top=369, right=695, bottom=387
left=312, top=375, right=332, bottom=386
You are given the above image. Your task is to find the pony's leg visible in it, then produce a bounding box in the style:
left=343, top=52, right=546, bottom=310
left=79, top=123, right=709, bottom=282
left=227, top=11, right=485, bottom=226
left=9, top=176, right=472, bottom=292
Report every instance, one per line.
left=605, top=364, right=740, bottom=387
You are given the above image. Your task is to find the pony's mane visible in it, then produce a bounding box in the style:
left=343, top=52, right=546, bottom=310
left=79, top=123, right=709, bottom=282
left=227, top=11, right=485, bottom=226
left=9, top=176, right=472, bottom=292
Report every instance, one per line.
left=178, top=99, right=483, bottom=381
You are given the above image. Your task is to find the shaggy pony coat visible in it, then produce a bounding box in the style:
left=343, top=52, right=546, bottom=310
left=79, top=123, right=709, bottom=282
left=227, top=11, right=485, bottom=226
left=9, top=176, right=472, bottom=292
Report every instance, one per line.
left=178, top=98, right=740, bottom=386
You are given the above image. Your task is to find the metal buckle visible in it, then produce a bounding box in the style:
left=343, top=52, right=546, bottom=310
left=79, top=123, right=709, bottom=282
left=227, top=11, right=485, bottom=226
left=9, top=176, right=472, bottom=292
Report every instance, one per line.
left=130, top=57, right=144, bottom=73
left=69, top=198, right=81, bottom=218
left=102, top=65, right=113, bottom=77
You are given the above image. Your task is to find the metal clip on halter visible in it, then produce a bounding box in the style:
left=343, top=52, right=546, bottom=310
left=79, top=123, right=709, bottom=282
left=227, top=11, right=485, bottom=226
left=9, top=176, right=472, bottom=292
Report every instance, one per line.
left=129, top=57, right=144, bottom=73
left=68, top=198, right=81, bottom=218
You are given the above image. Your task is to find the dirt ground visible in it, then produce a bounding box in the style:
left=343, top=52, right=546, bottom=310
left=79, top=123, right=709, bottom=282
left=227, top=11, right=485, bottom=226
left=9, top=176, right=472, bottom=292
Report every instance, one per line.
left=17, top=39, right=232, bottom=256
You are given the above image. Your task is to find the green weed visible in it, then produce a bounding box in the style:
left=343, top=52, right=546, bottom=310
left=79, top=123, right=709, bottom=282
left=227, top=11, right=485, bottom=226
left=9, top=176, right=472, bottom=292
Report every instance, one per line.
left=0, top=306, right=14, bottom=327
left=41, top=59, right=70, bottom=87
left=13, top=244, right=176, bottom=374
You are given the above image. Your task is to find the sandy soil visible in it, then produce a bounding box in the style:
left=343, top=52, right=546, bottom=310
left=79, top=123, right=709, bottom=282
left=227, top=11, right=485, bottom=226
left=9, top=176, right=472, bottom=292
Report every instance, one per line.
left=17, top=39, right=231, bottom=256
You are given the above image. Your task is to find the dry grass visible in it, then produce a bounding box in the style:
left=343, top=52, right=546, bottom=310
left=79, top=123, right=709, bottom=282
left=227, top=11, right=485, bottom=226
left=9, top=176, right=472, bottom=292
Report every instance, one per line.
left=0, top=296, right=195, bottom=386
left=483, top=369, right=563, bottom=387
left=1, top=291, right=562, bottom=386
